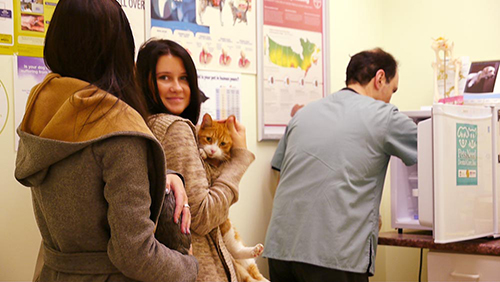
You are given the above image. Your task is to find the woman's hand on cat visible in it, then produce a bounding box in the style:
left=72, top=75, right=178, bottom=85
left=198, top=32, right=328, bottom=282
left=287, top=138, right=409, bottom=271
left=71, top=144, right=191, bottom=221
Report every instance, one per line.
left=166, top=174, right=191, bottom=234
left=226, top=115, right=247, bottom=149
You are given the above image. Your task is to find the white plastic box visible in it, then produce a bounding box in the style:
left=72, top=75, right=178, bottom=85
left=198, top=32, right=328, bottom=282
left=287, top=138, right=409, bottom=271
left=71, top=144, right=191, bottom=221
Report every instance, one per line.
left=391, top=104, right=500, bottom=243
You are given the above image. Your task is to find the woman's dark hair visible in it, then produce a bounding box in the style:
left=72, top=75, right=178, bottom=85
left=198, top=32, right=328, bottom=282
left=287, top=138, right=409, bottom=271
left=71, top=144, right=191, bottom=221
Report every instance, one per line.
left=136, top=39, right=201, bottom=125
left=44, top=0, right=149, bottom=120
left=346, top=48, right=398, bottom=86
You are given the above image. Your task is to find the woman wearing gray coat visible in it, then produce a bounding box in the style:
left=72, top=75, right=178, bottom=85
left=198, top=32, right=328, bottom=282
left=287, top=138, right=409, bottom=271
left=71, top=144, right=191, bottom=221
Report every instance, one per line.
left=14, top=0, right=198, bottom=281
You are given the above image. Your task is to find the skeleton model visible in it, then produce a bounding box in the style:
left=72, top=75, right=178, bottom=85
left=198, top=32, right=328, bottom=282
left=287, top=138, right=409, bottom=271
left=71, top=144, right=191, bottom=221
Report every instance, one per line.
left=431, top=37, right=463, bottom=102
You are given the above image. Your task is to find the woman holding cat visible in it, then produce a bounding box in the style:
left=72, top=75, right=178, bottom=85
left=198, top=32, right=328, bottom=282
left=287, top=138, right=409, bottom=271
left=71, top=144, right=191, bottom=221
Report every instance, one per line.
left=136, top=39, right=255, bottom=282
left=14, top=1, right=198, bottom=281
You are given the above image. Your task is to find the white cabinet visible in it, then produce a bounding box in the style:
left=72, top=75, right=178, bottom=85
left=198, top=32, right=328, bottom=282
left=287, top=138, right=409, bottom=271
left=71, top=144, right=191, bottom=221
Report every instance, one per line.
left=427, top=251, right=500, bottom=281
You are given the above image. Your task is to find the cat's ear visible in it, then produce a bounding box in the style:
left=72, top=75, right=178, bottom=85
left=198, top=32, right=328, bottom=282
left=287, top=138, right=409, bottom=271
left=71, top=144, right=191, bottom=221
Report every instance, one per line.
left=201, top=113, right=213, bottom=128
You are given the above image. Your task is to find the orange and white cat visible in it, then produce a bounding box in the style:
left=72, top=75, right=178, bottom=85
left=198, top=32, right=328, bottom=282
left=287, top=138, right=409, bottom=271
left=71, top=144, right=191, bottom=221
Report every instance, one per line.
left=198, top=113, right=269, bottom=282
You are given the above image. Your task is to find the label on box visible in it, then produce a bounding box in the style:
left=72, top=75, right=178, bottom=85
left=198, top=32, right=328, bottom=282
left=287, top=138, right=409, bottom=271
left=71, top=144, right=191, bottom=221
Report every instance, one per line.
left=456, top=123, right=478, bottom=185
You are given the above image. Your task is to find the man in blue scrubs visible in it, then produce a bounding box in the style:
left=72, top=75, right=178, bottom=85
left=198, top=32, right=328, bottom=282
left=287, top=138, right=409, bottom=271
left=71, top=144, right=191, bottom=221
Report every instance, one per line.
left=264, top=48, right=417, bottom=282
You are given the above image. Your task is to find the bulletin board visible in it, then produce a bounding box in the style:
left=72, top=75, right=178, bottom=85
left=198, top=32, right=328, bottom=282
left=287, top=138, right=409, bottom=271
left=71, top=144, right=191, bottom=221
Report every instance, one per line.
left=257, top=0, right=329, bottom=141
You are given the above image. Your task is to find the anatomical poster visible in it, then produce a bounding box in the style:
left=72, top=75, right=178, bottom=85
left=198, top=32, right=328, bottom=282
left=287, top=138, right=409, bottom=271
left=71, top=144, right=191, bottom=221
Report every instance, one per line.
left=258, top=0, right=328, bottom=140
left=146, top=0, right=256, bottom=74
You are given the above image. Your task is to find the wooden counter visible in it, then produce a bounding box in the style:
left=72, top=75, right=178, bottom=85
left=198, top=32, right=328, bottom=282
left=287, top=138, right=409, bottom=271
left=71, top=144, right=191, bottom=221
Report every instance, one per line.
left=378, top=230, right=500, bottom=256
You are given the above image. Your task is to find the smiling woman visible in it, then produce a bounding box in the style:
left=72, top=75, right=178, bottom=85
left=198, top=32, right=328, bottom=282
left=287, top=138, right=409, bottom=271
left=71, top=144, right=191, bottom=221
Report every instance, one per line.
left=136, top=39, right=201, bottom=124
left=136, top=39, right=256, bottom=282
left=156, top=54, right=192, bottom=115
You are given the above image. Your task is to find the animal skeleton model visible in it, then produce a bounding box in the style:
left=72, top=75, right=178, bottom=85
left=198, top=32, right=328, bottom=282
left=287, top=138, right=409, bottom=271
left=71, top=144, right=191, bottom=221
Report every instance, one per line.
left=431, top=37, right=463, bottom=102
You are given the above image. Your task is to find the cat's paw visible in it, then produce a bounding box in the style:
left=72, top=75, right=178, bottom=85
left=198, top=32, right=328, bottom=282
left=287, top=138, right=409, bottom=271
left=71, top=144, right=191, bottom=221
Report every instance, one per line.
left=199, top=148, right=207, bottom=159
left=252, top=243, right=264, bottom=257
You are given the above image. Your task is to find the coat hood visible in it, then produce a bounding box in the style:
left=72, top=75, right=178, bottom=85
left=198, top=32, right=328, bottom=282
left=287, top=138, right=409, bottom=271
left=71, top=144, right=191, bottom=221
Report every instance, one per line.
left=15, top=73, right=156, bottom=187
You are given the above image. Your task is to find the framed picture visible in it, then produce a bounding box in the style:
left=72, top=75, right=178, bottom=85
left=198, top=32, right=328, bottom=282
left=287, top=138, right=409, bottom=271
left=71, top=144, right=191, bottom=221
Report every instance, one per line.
left=464, top=61, right=500, bottom=94
left=463, top=60, right=500, bottom=104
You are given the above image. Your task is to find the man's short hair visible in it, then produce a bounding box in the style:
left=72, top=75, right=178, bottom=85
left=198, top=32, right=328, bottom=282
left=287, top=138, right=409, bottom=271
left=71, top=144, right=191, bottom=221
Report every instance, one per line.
left=345, top=48, right=398, bottom=86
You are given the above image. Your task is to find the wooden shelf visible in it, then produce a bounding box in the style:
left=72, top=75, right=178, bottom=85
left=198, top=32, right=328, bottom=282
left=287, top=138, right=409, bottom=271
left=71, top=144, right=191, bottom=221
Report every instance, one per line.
left=378, top=230, right=500, bottom=256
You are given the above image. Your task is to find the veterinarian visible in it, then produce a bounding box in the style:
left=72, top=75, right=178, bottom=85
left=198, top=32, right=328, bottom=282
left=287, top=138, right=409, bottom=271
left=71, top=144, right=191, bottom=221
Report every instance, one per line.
left=264, top=48, right=417, bottom=282
left=14, top=1, right=198, bottom=281
left=136, top=39, right=255, bottom=282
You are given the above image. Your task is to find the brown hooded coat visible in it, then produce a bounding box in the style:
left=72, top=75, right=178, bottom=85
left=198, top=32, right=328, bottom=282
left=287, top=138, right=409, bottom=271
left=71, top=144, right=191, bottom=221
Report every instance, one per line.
left=15, top=73, right=198, bottom=282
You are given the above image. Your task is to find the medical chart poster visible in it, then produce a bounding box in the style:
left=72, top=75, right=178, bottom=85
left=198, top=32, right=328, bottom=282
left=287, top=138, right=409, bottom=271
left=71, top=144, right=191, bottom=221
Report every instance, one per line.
left=257, top=0, right=329, bottom=140
left=13, top=55, right=48, bottom=150
left=0, top=0, right=14, bottom=54
left=145, top=0, right=256, bottom=74
left=197, top=70, right=241, bottom=125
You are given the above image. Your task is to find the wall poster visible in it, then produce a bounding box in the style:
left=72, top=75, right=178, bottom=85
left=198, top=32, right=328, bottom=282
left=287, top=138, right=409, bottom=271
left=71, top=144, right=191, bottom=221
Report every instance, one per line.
left=257, top=0, right=329, bottom=140
left=197, top=70, right=241, bottom=124
left=0, top=0, right=14, bottom=55
left=13, top=55, right=48, bottom=150
left=145, top=0, right=256, bottom=74
left=117, top=0, right=146, bottom=57
left=15, top=0, right=58, bottom=57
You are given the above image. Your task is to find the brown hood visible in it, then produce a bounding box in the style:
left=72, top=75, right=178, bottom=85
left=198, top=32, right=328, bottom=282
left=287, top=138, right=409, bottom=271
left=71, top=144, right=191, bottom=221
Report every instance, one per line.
left=15, top=73, right=167, bottom=224
left=21, top=72, right=152, bottom=141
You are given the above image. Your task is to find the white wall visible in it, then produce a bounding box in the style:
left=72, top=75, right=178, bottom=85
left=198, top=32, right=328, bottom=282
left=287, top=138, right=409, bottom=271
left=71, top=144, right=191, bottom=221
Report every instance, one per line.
left=2, top=0, right=500, bottom=281
left=0, top=55, right=41, bottom=281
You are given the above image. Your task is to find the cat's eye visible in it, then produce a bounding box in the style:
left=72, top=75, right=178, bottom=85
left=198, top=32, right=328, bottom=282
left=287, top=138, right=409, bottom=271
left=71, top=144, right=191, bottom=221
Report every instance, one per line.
left=221, top=142, right=226, bottom=146
left=206, top=137, right=212, bottom=141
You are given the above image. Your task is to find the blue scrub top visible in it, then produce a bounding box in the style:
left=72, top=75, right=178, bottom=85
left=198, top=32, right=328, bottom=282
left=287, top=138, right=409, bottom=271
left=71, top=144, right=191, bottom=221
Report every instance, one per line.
left=264, top=89, right=417, bottom=275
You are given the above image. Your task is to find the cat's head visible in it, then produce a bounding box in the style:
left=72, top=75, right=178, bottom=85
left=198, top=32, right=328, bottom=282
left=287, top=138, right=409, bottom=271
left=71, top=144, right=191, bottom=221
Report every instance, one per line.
left=198, top=113, right=233, bottom=161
